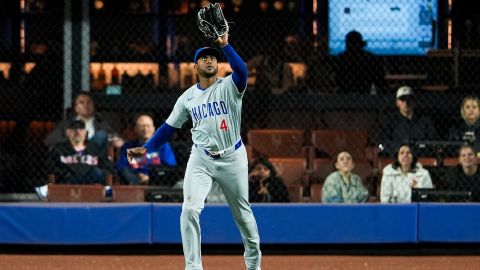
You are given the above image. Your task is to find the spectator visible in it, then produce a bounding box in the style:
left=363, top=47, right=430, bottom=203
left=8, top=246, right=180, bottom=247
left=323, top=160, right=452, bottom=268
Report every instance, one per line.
left=247, top=48, right=294, bottom=96
left=244, top=46, right=294, bottom=129
left=441, top=145, right=480, bottom=201
left=248, top=156, right=289, bottom=202
left=116, top=114, right=176, bottom=185
left=334, top=30, right=386, bottom=94
left=45, top=91, right=124, bottom=152
left=47, top=120, right=114, bottom=185
left=449, top=96, right=480, bottom=155
left=321, top=151, right=369, bottom=203
left=378, top=86, right=438, bottom=157
left=380, top=144, right=433, bottom=203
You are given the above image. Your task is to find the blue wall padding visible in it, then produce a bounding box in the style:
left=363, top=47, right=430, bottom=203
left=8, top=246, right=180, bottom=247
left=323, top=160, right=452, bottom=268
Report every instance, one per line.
left=151, top=204, right=243, bottom=244
left=151, top=204, right=417, bottom=244
left=151, top=204, right=182, bottom=243
left=418, top=203, right=480, bottom=243
left=0, top=203, right=152, bottom=244
left=252, top=204, right=417, bottom=244
left=1, top=203, right=480, bottom=245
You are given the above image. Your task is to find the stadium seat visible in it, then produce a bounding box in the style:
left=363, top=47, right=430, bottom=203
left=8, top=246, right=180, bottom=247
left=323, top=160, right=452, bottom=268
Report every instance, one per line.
left=309, top=183, right=323, bottom=202
left=310, top=129, right=369, bottom=164
left=0, top=121, right=16, bottom=145
left=48, top=174, right=113, bottom=186
left=247, top=129, right=308, bottom=158
left=378, top=158, right=394, bottom=172
left=27, top=121, right=55, bottom=138
left=269, top=158, right=307, bottom=186
left=287, top=184, right=304, bottom=203
left=48, top=184, right=106, bottom=202
left=312, top=158, right=334, bottom=183
left=418, top=157, right=438, bottom=167
left=0, top=121, right=16, bottom=135
left=112, top=185, right=146, bottom=202
left=353, top=162, right=373, bottom=183
left=442, top=158, right=458, bottom=167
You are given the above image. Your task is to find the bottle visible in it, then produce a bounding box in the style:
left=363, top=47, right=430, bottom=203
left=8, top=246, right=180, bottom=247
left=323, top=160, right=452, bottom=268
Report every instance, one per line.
left=104, top=185, right=113, bottom=201
left=97, top=63, right=106, bottom=91
left=146, top=69, right=154, bottom=89
left=111, top=65, right=119, bottom=85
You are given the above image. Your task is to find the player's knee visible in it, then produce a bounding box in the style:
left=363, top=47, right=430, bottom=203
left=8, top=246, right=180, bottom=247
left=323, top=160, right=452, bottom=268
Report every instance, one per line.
left=181, top=205, right=201, bottom=220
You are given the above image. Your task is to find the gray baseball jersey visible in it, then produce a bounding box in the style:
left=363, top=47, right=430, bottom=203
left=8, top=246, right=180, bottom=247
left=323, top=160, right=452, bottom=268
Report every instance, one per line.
left=166, top=75, right=242, bottom=152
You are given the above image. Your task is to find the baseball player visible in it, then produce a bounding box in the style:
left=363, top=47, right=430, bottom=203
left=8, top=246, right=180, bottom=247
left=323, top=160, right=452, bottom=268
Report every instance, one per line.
left=127, top=33, right=261, bottom=270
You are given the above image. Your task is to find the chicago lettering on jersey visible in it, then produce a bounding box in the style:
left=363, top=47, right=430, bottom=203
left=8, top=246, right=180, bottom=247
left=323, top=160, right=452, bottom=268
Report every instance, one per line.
left=190, top=100, right=228, bottom=122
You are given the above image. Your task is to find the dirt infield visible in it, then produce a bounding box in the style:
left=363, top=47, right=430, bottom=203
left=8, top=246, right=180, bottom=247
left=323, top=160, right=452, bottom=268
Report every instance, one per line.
left=1, top=254, right=480, bottom=270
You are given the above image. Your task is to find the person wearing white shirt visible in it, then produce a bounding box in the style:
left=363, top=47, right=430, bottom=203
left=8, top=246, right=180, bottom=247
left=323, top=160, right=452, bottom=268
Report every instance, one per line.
left=380, top=144, right=433, bottom=203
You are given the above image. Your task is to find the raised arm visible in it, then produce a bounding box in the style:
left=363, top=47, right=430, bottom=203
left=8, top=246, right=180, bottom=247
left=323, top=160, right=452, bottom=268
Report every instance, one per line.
left=216, top=33, right=248, bottom=91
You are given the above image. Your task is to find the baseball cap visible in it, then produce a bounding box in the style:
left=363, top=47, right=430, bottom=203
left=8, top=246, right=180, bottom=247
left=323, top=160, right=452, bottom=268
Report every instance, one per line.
left=67, top=120, right=86, bottom=130
left=194, top=47, right=221, bottom=63
left=396, top=86, right=414, bottom=99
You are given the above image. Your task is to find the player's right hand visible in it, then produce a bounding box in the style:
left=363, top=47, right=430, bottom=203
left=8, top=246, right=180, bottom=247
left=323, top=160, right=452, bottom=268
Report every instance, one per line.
left=127, top=147, right=147, bottom=164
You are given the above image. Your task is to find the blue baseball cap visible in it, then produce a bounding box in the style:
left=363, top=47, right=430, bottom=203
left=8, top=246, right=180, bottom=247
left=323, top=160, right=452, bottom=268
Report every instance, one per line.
left=194, top=47, right=221, bottom=63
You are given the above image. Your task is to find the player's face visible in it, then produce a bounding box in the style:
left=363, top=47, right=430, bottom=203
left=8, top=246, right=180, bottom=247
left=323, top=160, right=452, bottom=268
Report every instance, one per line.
left=397, top=145, right=413, bottom=168
left=335, top=151, right=354, bottom=174
left=66, top=127, right=87, bottom=146
left=75, top=94, right=95, bottom=118
left=195, top=55, right=218, bottom=78
left=462, top=99, right=480, bottom=124
left=135, top=115, right=155, bottom=141
left=459, top=147, right=477, bottom=168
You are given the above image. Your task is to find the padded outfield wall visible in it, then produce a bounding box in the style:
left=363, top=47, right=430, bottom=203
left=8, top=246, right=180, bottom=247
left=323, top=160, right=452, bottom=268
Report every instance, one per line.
left=1, top=203, right=479, bottom=245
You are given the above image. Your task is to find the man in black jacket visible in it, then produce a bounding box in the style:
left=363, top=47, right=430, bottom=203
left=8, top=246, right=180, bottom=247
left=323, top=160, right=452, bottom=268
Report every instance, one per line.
left=378, top=86, right=438, bottom=157
left=47, top=120, right=113, bottom=184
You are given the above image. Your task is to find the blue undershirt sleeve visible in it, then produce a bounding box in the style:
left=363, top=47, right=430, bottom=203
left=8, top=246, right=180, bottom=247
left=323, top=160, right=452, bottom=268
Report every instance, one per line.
left=221, top=44, right=248, bottom=92
left=160, top=143, right=177, bottom=167
left=115, top=144, right=129, bottom=171
left=143, top=123, right=176, bottom=153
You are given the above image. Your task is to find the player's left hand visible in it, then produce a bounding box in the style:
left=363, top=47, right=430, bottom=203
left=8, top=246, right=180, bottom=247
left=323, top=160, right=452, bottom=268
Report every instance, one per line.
left=127, top=147, right=147, bottom=164
left=216, top=32, right=228, bottom=48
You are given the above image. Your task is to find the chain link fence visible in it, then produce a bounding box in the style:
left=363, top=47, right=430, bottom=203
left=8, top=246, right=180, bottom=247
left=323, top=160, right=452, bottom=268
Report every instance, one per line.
left=1, top=0, right=480, bottom=203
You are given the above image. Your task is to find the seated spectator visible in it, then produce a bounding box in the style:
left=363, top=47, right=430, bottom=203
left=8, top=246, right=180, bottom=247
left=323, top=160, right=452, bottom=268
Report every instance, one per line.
left=116, top=114, right=177, bottom=185
left=378, top=86, right=438, bottom=157
left=47, top=120, right=113, bottom=185
left=45, top=91, right=124, bottom=152
left=321, top=151, right=369, bottom=203
left=441, top=145, right=480, bottom=201
left=449, top=96, right=480, bottom=155
left=334, top=30, right=386, bottom=94
left=247, top=50, right=294, bottom=95
left=248, top=156, right=289, bottom=202
left=380, top=144, right=433, bottom=203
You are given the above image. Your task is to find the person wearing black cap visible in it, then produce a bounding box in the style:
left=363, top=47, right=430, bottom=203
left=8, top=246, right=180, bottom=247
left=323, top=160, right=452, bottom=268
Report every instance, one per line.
left=47, top=119, right=114, bottom=185
left=378, top=86, right=438, bottom=157
left=127, top=31, right=262, bottom=269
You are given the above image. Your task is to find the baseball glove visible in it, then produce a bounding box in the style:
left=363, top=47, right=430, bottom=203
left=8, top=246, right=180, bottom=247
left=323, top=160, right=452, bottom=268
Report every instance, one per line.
left=197, top=3, right=229, bottom=39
